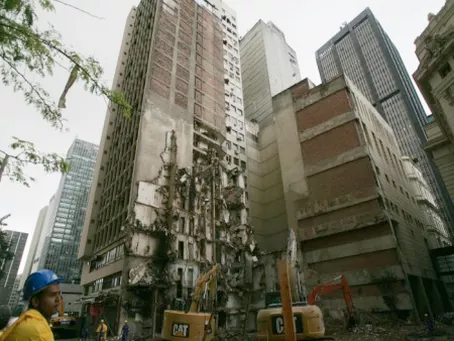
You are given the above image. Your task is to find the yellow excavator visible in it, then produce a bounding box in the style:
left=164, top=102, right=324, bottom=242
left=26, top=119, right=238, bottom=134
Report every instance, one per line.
left=50, top=297, right=78, bottom=339
left=162, top=265, right=218, bottom=341
left=257, top=229, right=338, bottom=341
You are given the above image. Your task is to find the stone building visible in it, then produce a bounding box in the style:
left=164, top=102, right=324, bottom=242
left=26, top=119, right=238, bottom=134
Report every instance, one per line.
left=78, top=0, right=256, bottom=337
left=413, top=0, right=454, bottom=206
left=246, top=75, right=451, bottom=319
left=401, top=157, right=451, bottom=249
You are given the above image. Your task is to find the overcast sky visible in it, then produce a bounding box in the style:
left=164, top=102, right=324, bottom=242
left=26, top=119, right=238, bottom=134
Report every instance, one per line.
left=0, top=0, right=444, bottom=272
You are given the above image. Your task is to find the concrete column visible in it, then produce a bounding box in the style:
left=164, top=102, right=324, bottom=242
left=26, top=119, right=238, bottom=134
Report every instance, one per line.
left=427, top=279, right=445, bottom=315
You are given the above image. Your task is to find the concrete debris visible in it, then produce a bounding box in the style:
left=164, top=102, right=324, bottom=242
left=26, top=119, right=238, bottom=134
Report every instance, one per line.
left=109, top=131, right=265, bottom=335
left=439, top=312, right=454, bottom=325
left=324, top=314, right=454, bottom=341
left=129, top=262, right=156, bottom=286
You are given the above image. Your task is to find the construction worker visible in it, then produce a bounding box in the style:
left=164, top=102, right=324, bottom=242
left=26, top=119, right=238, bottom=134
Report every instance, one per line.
left=96, top=319, right=108, bottom=341
left=121, top=320, right=129, bottom=341
left=0, top=269, right=62, bottom=341
left=81, top=325, right=89, bottom=341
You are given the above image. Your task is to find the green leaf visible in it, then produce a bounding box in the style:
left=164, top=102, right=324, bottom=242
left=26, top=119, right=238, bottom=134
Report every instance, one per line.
left=0, top=0, right=131, bottom=187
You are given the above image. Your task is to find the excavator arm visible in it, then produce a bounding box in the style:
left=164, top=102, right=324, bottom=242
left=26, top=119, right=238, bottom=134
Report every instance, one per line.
left=307, top=275, right=355, bottom=328
left=162, top=265, right=219, bottom=341
left=189, top=264, right=218, bottom=313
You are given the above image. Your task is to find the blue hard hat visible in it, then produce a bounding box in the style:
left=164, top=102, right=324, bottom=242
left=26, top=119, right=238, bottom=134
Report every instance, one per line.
left=23, top=269, right=63, bottom=301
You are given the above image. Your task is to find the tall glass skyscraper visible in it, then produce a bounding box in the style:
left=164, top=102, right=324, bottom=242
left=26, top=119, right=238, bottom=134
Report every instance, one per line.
left=316, top=7, right=454, bottom=228
left=37, top=139, right=98, bottom=283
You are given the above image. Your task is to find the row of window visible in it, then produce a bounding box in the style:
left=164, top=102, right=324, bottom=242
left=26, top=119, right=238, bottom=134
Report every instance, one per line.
left=225, top=140, right=245, bottom=154
left=384, top=197, right=425, bottom=230
left=89, top=244, right=124, bottom=272
left=225, top=155, right=246, bottom=169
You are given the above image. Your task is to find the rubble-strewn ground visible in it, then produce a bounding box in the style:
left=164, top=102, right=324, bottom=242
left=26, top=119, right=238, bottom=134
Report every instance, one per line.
left=56, top=313, right=454, bottom=341
left=325, top=312, right=454, bottom=341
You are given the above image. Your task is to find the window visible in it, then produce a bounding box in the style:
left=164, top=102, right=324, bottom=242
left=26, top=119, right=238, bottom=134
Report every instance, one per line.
left=439, top=63, right=452, bottom=78
left=189, top=219, right=194, bottom=235
left=200, top=240, right=206, bottom=258
left=179, top=217, right=185, bottom=233
left=177, top=268, right=183, bottom=298
left=188, top=242, right=194, bottom=261
left=178, top=241, right=184, bottom=259
left=372, top=132, right=380, bottom=154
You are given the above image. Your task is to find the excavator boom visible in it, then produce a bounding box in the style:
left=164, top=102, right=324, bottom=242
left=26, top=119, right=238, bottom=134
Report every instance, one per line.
left=162, top=265, right=218, bottom=341
left=307, top=275, right=355, bottom=328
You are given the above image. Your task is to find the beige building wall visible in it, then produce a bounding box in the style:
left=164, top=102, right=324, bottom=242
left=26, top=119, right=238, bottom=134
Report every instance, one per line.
left=247, top=75, right=448, bottom=317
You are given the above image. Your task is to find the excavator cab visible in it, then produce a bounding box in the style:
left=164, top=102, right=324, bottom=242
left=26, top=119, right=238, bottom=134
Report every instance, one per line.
left=257, top=292, right=327, bottom=341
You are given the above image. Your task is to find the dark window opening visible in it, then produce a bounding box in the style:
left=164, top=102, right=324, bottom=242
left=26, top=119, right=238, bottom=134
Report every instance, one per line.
left=439, top=63, right=452, bottom=78
left=177, top=268, right=183, bottom=298
left=178, top=241, right=184, bottom=259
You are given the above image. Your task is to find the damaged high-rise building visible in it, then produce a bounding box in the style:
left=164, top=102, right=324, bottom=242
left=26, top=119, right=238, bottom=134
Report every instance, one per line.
left=246, top=75, right=453, bottom=319
left=78, top=0, right=256, bottom=337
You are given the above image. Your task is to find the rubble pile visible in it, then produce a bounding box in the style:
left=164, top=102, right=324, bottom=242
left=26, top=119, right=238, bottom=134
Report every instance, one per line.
left=326, top=313, right=454, bottom=341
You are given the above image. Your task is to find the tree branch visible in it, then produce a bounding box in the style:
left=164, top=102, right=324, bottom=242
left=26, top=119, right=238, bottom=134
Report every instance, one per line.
left=52, top=0, right=105, bottom=20
left=0, top=16, right=130, bottom=114
left=0, top=53, right=63, bottom=128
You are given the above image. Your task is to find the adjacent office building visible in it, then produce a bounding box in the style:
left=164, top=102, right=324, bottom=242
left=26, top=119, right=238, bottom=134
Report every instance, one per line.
left=20, top=205, right=48, bottom=289
left=0, top=230, right=27, bottom=306
left=240, top=19, right=302, bottom=250
left=79, top=0, right=256, bottom=335
left=210, top=0, right=247, bottom=172
left=413, top=0, right=454, bottom=205
left=8, top=275, right=21, bottom=310
left=240, top=20, right=301, bottom=127
left=35, top=139, right=98, bottom=284
left=316, top=7, right=454, bottom=230
left=247, top=74, right=451, bottom=317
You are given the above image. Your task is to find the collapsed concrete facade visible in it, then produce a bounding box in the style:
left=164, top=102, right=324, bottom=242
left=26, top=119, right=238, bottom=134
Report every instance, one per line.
left=78, top=0, right=258, bottom=337
left=246, top=75, right=452, bottom=320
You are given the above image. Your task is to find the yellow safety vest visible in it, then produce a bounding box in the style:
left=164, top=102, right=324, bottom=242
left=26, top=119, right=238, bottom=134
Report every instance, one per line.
left=0, top=309, right=54, bottom=341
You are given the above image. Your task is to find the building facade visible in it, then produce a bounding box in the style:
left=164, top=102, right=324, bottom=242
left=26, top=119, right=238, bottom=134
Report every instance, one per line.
left=209, top=0, right=247, bottom=173
left=413, top=0, right=454, bottom=206
left=247, top=75, right=451, bottom=318
left=402, top=156, right=451, bottom=248
left=19, top=205, right=48, bottom=290
left=36, top=139, right=97, bottom=284
left=0, top=230, right=27, bottom=306
left=240, top=20, right=302, bottom=127
left=239, top=20, right=302, bottom=251
left=316, top=7, right=454, bottom=230
left=8, top=275, right=21, bottom=311
left=78, top=0, right=256, bottom=336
